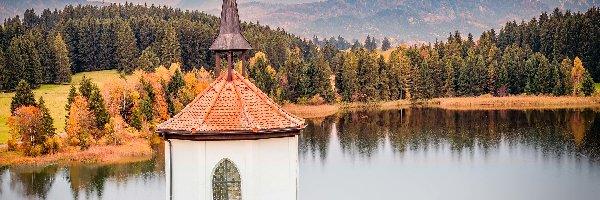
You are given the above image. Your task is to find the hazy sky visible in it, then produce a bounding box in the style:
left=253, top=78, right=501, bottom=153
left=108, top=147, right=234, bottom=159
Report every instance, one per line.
left=108, top=0, right=320, bottom=10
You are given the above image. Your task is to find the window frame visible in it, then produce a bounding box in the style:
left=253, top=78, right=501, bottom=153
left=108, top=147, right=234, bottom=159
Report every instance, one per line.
left=212, top=158, right=242, bottom=200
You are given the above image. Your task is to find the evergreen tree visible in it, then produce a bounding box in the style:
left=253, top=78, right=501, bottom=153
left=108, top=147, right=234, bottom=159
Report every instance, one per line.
left=65, top=84, right=78, bottom=120
left=310, top=51, right=334, bottom=102
left=138, top=47, right=160, bottom=72
left=552, top=63, right=564, bottom=96
left=5, top=35, right=42, bottom=89
left=79, top=76, right=93, bottom=99
left=486, top=46, right=500, bottom=95
left=88, top=87, right=110, bottom=132
left=160, top=26, right=182, bottom=66
left=582, top=71, right=595, bottom=96
left=357, top=49, right=380, bottom=101
left=115, top=20, right=138, bottom=73
left=283, top=48, right=309, bottom=101
left=37, top=97, right=56, bottom=145
left=381, top=37, right=392, bottom=51
left=528, top=53, right=552, bottom=94
left=378, top=55, right=391, bottom=101
left=52, top=33, right=72, bottom=83
left=168, top=69, right=185, bottom=98
left=559, top=57, right=574, bottom=95
left=338, top=51, right=359, bottom=101
left=10, top=80, right=36, bottom=113
left=0, top=48, right=5, bottom=91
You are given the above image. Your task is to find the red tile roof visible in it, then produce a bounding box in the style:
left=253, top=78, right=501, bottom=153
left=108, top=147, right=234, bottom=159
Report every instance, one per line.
left=157, top=71, right=306, bottom=135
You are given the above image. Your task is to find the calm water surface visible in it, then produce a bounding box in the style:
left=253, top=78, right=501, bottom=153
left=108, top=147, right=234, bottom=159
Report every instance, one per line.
left=2, top=108, right=600, bottom=200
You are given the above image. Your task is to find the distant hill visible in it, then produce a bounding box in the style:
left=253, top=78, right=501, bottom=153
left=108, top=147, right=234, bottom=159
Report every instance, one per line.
left=3, top=0, right=599, bottom=44
left=200, top=0, right=600, bottom=44
left=0, top=0, right=104, bottom=20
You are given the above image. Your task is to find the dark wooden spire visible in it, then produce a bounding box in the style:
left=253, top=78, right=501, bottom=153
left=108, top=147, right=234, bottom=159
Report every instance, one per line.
left=209, top=0, right=253, bottom=51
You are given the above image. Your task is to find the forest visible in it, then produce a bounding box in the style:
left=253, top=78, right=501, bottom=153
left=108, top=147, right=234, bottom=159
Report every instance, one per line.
left=0, top=4, right=598, bottom=102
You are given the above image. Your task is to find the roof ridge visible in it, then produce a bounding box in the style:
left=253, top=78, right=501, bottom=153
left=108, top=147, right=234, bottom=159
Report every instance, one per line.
left=235, top=72, right=304, bottom=126
left=194, top=76, right=228, bottom=132
left=232, top=75, right=259, bottom=132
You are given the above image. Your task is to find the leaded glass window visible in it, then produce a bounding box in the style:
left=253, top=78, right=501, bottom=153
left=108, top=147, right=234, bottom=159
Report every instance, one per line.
left=212, top=159, right=242, bottom=200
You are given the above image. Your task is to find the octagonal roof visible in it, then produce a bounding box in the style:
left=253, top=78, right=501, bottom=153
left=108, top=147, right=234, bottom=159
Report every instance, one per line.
left=157, top=71, right=306, bottom=139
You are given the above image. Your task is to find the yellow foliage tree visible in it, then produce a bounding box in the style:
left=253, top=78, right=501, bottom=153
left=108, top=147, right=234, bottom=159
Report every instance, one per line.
left=571, top=57, right=586, bottom=96
left=66, top=96, right=97, bottom=149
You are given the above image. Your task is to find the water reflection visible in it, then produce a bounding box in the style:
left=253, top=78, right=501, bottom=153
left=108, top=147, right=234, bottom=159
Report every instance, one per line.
left=2, top=108, right=600, bottom=200
left=0, top=150, right=164, bottom=200
left=299, top=108, right=600, bottom=200
left=300, top=108, right=600, bottom=161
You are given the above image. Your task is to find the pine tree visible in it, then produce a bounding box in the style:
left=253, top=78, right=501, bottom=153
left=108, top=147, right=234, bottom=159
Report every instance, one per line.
left=10, top=80, right=36, bottom=113
left=168, top=69, right=185, bottom=97
left=52, top=33, right=72, bottom=83
left=283, top=48, right=309, bottom=101
left=79, top=76, right=94, bottom=99
left=0, top=48, right=5, bottom=91
left=526, top=53, right=552, bottom=94
left=88, top=87, right=110, bottom=133
left=560, top=57, right=573, bottom=95
left=552, top=64, right=564, bottom=96
left=65, top=84, right=78, bottom=124
left=138, top=47, right=160, bottom=72
left=338, top=51, right=359, bottom=101
left=160, top=26, right=182, bottom=66
left=115, top=20, right=138, bottom=73
left=5, top=35, right=42, bottom=89
left=357, top=49, right=380, bottom=101
left=310, top=51, right=334, bottom=102
left=582, top=70, right=595, bottom=96
left=486, top=46, right=500, bottom=95
left=37, top=97, right=56, bottom=148
left=381, top=37, right=392, bottom=51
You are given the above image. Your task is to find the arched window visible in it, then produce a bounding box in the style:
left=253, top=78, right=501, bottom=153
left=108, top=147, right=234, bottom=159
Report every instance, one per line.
left=212, top=159, right=242, bottom=200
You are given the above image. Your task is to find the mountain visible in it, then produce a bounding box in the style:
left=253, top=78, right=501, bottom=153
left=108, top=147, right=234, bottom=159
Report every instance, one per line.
left=207, top=0, right=600, bottom=44
left=0, top=0, right=103, bottom=20
left=3, top=0, right=598, bottom=44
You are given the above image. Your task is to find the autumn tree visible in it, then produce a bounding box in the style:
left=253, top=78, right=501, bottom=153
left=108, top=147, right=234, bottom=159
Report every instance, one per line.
left=66, top=96, right=96, bottom=149
left=249, top=52, right=282, bottom=101
left=8, top=101, right=58, bottom=156
left=571, top=57, right=587, bottom=96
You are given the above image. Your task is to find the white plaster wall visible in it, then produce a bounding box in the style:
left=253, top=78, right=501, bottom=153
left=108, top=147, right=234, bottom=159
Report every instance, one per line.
left=165, top=136, right=299, bottom=200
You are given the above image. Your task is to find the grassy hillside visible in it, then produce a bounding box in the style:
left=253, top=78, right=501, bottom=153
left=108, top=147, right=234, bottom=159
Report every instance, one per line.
left=0, top=70, right=122, bottom=144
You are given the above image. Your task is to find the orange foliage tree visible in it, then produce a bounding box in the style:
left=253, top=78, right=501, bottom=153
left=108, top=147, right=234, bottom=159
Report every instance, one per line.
left=8, top=106, right=59, bottom=156
left=66, top=96, right=97, bottom=149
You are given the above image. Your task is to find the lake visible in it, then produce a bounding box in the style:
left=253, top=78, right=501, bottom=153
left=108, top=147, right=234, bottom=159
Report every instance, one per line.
left=2, top=108, right=600, bottom=200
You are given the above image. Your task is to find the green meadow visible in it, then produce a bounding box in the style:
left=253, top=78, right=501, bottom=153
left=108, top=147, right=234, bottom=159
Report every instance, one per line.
left=0, top=70, right=121, bottom=144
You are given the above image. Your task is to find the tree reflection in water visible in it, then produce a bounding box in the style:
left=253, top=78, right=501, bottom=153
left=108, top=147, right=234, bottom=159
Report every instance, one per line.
left=3, top=144, right=165, bottom=200
left=9, top=165, right=58, bottom=199
left=300, top=108, right=600, bottom=162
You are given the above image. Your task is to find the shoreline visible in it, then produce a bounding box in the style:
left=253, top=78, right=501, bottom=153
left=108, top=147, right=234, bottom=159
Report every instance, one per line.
left=285, top=96, right=600, bottom=118
left=3, top=96, right=598, bottom=167
left=0, top=138, right=155, bottom=167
